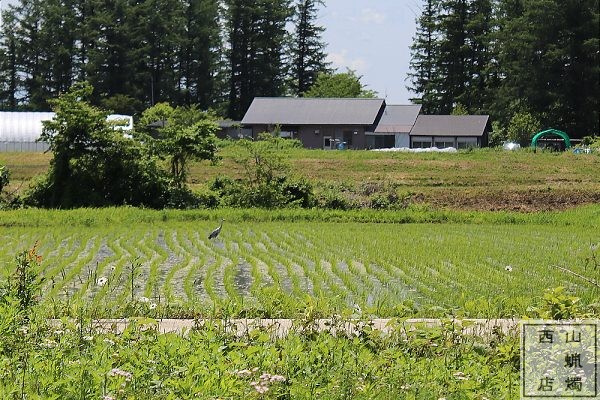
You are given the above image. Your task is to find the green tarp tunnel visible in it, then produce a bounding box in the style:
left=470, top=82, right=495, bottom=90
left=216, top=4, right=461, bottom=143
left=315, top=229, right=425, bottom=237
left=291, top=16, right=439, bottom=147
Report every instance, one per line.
left=531, top=129, right=571, bottom=149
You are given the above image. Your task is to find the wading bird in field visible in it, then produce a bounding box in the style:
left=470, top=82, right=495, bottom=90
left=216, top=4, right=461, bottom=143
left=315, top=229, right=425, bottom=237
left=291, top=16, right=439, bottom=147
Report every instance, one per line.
left=208, top=219, right=224, bottom=240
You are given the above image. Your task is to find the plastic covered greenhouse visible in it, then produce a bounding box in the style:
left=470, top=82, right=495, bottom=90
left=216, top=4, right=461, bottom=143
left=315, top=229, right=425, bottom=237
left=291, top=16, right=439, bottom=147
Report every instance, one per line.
left=0, top=112, right=55, bottom=152
left=0, top=112, right=133, bottom=152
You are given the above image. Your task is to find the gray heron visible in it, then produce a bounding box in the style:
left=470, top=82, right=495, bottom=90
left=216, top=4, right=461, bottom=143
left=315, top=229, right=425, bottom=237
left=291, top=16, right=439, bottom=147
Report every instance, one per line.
left=208, top=219, right=224, bottom=240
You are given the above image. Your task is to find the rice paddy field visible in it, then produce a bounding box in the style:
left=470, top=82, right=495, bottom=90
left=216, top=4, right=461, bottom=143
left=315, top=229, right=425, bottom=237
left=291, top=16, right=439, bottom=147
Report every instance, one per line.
left=1, top=207, right=598, bottom=318
left=1, top=149, right=599, bottom=398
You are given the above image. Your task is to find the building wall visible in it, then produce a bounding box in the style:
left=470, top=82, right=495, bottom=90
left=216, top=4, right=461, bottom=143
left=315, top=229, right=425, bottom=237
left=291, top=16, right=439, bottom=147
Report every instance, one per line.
left=0, top=141, right=50, bottom=152
left=299, top=126, right=367, bottom=149
left=395, top=133, right=410, bottom=148
left=219, top=127, right=252, bottom=139
left=411, top=135, right=483, bottom=148
left=251, top=124, right=368, bottom=149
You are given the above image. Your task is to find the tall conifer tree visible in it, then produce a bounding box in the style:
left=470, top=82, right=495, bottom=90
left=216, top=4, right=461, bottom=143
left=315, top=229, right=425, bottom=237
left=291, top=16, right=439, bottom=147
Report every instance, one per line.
left=225, top=0, right=292, bottom=119
left=289, top=0, right=329, bottom=96
left=0, top=9, right=20, bottom=109
left=408, top=0, right=442, bottom=113
left=178, top=0, right=222, bottom=109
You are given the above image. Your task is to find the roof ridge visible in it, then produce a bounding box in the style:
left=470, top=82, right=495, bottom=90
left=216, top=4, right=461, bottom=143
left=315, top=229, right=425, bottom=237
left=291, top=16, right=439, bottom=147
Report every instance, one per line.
left=253, top=97, right=385, bottom=101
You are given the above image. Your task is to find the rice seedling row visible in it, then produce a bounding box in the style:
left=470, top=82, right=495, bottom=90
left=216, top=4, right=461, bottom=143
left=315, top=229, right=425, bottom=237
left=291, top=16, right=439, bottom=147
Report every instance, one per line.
left=1, top=217, right=598, bottom=317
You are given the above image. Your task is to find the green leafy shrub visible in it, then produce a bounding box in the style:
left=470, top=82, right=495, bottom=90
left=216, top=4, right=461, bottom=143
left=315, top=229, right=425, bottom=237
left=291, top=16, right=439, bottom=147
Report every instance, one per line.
left=0, top=163, right=12, bottom=208
left=369, top=190, right=411, bottom=210
left=0, top=164, right=8, bottom=193
left=529, top=287, right=584, bottom=319
left=194, top=187, right=221, bottom=208
left=315, top=187, right=358, bottom=210
left=24, top=82, right=171, bottom=208
left=507, top=111, right=541, bottom=146
left=140, top=103, right=219, bottom=187
left=212, top=135, right=315, bottom=208
left=581, top=135, right=600, bottom=149
left=0, top=243, right=43, bottom=313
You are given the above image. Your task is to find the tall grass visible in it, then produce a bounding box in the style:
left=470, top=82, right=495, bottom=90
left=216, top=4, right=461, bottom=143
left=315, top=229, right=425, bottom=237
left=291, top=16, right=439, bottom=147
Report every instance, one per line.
left=2, top=204, right=600, bottom=227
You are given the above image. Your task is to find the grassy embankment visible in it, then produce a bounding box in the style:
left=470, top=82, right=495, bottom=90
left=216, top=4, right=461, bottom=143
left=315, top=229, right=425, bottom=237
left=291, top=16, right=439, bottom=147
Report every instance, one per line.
left=2, top=148, right=600, bottom=210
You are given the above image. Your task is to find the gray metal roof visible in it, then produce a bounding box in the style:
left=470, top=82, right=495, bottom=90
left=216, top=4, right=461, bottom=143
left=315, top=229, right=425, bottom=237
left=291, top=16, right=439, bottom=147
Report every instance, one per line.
left=241, top=97, right=385, bottom=126
left=373, top=104, right=422, bottom=134
left=410, top=115, right=489, bottom=137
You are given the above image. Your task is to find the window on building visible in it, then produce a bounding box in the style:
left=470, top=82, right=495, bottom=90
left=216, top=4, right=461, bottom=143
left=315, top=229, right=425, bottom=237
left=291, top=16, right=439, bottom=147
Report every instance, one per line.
left=411, top=137, right=432, bottom=148
left=367, top=135, right=395, bottom=149
left=434, top=139, right=455, bottom=148
left=456, top=137, right=478, bottom=149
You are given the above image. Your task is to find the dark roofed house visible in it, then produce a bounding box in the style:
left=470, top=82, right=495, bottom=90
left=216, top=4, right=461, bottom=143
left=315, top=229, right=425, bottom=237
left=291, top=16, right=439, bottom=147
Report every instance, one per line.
left=216, top=120, right=253, bottom=140
left=241, top=97, right=386, bottom=149
left=409, top=115, right=490, bottom=149
left=368, top=104, right=422, bottom=149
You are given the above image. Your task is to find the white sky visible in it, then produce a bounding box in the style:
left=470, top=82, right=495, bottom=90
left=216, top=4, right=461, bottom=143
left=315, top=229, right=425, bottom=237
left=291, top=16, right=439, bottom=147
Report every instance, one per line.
left=1, top=0, right=421, bottom=104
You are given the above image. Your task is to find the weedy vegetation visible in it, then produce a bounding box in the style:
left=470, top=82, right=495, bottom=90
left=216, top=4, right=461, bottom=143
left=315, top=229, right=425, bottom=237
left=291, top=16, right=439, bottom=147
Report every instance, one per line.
left=1, top=145, right=599, bottom=398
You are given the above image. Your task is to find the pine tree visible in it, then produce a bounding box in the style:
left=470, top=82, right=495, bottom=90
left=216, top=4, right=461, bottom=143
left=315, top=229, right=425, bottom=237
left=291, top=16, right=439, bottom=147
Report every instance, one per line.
left=127, top=0, right=186, bottom=107
left=0, top=9, right=20, bottom=109
left=464, top=0, right=496, bottom=114
left=409, top=0, right=498, bottom=115
left=225, top=0, right=254, bottom=119
left=225, top=0, right=292, bottom=119
left=11, top=0, right=47, bottom=109
left=178, top=0, right=223, bottom=109
left=38, top=0, right=79, bottom=97
left=495, top=0, right=599, bottom=137
left=289, top=0, right=329, bottom=96
left=437, top=0, right=470, bottom=113
left=408, top=0, right=442, bottom=113
left=85, top=0, right=138, bottom=104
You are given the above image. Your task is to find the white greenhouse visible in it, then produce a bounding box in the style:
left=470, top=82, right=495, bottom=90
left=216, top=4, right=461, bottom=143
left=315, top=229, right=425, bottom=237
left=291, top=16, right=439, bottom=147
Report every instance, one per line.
left=0, top=111, right=55, bottom=152
left=0, top=112, right=134, bottom=152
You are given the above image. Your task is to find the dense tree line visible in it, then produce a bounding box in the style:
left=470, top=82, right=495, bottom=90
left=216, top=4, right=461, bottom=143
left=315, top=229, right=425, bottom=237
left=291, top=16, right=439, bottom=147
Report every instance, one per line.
left=409, top=0, right=599, bottom=138
left=0, top=0, right=329, bottom=119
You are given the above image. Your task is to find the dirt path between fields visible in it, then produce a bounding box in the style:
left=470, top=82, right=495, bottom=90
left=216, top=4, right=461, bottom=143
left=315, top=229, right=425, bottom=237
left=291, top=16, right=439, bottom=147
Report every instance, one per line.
left=53, top=318, right=522, bottom=338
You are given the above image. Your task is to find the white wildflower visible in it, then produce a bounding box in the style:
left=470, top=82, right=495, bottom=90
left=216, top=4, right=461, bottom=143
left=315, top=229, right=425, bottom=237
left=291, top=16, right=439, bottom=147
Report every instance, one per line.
left=235, top=369, right=252, bottom=378
left=269, top=374, right=286, bottom=383
left=252, top=384, right=269, bottom=394
left=109, top=368, right=133, bottom=382
left=453, top=371, right=468, bottom=380
left=505, top=265, right=513, bottom=272
left=149, top=303, right=157, bottom=310
left=97, top=276, right=108, bottom=286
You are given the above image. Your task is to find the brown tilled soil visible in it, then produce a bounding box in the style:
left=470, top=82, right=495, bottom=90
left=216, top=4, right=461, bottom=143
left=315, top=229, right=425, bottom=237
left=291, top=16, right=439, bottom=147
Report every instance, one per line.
left=413, top=188, right=600, bottom=212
